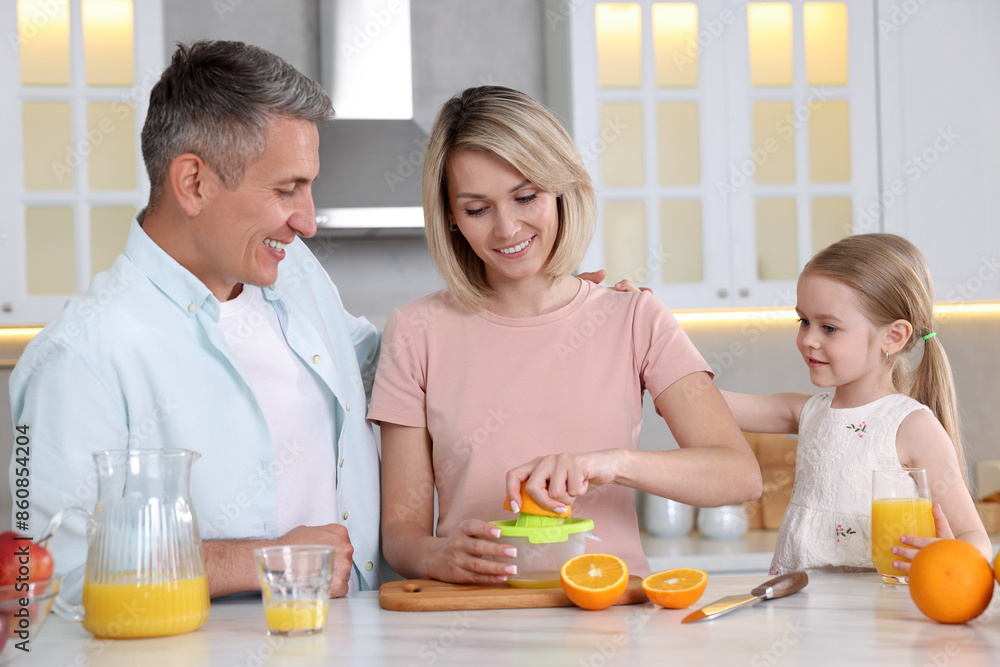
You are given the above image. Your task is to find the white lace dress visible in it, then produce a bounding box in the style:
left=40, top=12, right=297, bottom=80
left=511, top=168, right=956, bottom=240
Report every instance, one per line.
left=769, top=392, right=930, bottom=575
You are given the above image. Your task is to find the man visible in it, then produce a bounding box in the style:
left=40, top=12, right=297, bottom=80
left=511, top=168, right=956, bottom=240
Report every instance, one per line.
left=9, top=41, right=379, bottom=596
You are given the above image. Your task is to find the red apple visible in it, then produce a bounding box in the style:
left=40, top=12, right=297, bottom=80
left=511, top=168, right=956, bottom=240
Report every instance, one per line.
left=0, top=531, right=54, bottom=587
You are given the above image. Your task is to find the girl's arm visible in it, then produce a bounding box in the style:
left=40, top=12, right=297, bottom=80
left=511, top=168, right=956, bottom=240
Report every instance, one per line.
left=892, top=410, right=993, bottom=566
left=507, top=371, right=763, bottom=509
left=720, top=390, right=811, bottom=434
left=379, top=422, right=515, bottom=585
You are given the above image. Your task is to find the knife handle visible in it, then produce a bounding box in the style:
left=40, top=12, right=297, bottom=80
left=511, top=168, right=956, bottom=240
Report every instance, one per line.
left=751, top=572, right=809, bottom=600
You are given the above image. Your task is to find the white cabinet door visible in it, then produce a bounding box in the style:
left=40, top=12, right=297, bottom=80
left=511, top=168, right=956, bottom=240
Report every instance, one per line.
left=571, top=1, right=879, bottom=309
left=0, top=1, right=162, bottom=326
left=877, top=0, right=1000, bottom=302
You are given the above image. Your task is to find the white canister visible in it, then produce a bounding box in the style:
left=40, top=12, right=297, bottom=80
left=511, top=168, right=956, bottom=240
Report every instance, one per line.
left=696, top=504, right=750, bottom=540
left=644, top=494, right=696, bottom=538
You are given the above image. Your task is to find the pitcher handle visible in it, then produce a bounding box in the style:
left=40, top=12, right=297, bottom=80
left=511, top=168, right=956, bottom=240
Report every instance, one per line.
left=39, top=506, right=92, bottom=622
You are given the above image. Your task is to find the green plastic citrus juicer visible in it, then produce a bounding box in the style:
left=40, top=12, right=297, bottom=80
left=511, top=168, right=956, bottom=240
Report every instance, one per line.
left=491, top=485, right=595, bottom=588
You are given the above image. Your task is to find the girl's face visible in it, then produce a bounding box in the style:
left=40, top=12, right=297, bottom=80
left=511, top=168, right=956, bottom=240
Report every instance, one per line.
left=795, top=273, right=890, bottom=397
left=445, top=148, right=560, bottom=290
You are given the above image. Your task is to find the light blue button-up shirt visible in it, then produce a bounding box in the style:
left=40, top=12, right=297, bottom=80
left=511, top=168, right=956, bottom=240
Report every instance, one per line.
left=10, top=219, right=382, bottom=591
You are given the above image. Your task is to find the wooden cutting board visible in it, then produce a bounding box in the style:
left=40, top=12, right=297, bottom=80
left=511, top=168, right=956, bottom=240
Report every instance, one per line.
left=378, top=576, right=648, bottom=611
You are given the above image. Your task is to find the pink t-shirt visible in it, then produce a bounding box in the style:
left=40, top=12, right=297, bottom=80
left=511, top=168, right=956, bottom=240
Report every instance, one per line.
left=368, top=279, right=711, bottom=576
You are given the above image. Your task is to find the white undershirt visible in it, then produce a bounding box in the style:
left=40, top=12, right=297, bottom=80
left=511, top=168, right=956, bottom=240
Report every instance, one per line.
left=217, top=285, right=339, bottom=537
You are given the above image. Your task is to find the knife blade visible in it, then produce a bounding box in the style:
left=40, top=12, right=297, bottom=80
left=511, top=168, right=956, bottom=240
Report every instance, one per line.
left=681, top=571, right=808, bottom=623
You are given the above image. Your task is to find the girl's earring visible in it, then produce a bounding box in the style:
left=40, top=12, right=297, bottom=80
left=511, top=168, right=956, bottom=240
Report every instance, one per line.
left=884, top=349, right=889, bottom=361
left=449, top=221, right=457, bottom=232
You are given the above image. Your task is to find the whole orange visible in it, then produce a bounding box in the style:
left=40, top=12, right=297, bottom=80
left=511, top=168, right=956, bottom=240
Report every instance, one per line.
left=995, top=549, right=1000, bottom=587
left=909, top=539, right=994, bottom=624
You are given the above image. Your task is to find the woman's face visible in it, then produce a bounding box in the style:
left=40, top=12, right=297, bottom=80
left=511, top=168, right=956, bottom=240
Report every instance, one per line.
left=445, top=149, right=560, bottom=290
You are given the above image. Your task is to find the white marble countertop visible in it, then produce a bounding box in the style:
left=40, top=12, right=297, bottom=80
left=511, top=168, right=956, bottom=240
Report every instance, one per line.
left=16, top=572, right=1000, bottom=666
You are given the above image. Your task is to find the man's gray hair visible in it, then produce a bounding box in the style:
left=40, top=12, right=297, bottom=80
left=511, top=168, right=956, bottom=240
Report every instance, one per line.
left=141, top=40, right=334, bottom=210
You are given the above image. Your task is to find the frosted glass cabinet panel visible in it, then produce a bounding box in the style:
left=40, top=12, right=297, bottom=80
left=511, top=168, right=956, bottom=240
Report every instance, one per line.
left=755, top=199, right=798, bottom=281
left=82, top=0, right=134, bottom=86
left=87, top=102, right=136, bottom=190
left=747, top=3, right=793, bottom=87
left=603, top=201, right=647, bottom=282
left=808, top=100, right=851, bottom=183
left=17, top=0, right=71, bottom=85
left=652, top=3, right=698, bottom=87
left=90, top=205, right=134, bottom=276
left=752, top=101, right=795, bottom=184
left=596, top=3, right=642, bottom=87
left=660, top=200, right=703, bottom=283
left=23, top=102, right=74, bottom=191
left=571, top=0, right=878, bottom=308
left=657, top=103, right=700, bottom=186
left=811, top=197, right=852, bottom=254
left=600, top=103, right=645, bottom=187
left=803, top=2, right=848, bottom=86
left=26, top=207, right=75, bottom=295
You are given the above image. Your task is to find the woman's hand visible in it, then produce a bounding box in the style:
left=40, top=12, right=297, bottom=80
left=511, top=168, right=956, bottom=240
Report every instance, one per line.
left=422, top=519, right=519, bottom=585
left=505, top=450, right=630, bottom=511
left=575, top=270, right=650, bottom=294
left=891, top=503, right=953, bottom=576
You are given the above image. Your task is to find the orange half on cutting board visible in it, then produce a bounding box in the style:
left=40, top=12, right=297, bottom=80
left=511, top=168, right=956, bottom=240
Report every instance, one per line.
left=559, top=553, right=629, bottom=610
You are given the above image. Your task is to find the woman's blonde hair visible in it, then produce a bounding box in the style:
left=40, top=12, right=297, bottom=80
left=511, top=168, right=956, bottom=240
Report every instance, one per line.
left=423, top=86, right=596, bottom=311
left=803, top=233, right=967, bottom=481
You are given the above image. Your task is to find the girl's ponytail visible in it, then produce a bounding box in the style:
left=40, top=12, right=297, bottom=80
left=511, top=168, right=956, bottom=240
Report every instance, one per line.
left=907, top=333, right=967, bottom=484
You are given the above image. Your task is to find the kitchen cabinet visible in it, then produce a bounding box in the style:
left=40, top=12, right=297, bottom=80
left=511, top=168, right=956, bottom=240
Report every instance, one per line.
left=571, top=0, right=879, bottom=309
left=0, top=0, right=162, bottom=326
left=875, top=0, right=1000, bottom=302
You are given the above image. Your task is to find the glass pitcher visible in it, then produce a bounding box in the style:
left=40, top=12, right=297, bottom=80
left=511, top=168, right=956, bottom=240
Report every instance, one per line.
left=41, top=449, right=210, bottom=638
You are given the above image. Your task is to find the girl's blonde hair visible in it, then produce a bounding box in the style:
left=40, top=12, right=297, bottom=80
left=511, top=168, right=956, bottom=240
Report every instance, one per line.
left=422, top=86, right=596, bottom=311
left=803, top=233, right=967, bottom=481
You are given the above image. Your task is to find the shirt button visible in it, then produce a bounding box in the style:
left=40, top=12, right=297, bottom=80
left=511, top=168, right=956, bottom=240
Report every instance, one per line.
left=342, top=511, right=349, bottom=520
left=365, top=561, right=374, bottom=571
left=345, top=401, right=351, bottom=412
left=339, top=458, right=345, bottom=468
left=187, top=304, right=196, bottom=312
left=312, top=355, right=321, bottom=364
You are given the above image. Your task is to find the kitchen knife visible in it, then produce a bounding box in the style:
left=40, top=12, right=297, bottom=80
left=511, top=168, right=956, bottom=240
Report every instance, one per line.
left=681, top=571, right=808, bottom=624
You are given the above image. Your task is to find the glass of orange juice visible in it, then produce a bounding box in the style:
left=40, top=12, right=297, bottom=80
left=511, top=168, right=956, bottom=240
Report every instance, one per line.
left=255, top=546, right=334, bottom=636
left=871, top=468, right=936, bottom=584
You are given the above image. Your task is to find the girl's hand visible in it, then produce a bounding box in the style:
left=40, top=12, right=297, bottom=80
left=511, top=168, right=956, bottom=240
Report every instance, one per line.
left=891, top=503, right=953, bottom=576
left=423, top=519, right=518, bottom=585
left=505, top=450, right=630, bottom=510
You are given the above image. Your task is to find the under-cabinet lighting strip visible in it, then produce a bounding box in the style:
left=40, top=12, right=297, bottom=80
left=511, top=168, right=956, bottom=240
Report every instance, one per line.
left=3, top=304, right=1000, bottom=339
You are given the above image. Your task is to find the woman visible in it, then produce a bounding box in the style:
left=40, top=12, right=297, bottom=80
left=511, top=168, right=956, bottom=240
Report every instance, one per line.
left=368, top=86, right=761, bottom=585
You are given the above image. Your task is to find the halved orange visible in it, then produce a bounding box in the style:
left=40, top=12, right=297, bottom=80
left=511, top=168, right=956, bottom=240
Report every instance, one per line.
left=502, top=481, right=572, bottom=518
left=559, top=553, right=629, bottom=610
left=641, top=568, right=708, bottom=609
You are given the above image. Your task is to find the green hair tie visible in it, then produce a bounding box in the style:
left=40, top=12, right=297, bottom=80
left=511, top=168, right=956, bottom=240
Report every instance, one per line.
left=923, top=332, right=937, bottom=340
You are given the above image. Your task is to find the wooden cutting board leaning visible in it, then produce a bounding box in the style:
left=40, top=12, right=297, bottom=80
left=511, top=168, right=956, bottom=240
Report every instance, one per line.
left=379, top=576, right=648, bottom=612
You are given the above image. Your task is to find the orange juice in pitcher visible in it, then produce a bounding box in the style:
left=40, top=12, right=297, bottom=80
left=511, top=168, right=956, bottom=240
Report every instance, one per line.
left=82, top=574, right=210, bottom=638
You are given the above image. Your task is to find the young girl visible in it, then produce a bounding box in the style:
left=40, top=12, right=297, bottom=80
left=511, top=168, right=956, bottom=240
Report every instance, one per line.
left=724, top=233, right=991, bottom=575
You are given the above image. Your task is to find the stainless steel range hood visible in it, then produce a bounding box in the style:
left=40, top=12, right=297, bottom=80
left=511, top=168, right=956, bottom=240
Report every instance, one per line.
left=313, top=0, right=426, bottom=235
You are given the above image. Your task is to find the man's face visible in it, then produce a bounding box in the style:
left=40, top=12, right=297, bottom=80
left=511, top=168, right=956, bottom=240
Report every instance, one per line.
left=192, top=117, right=320, bottom=300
